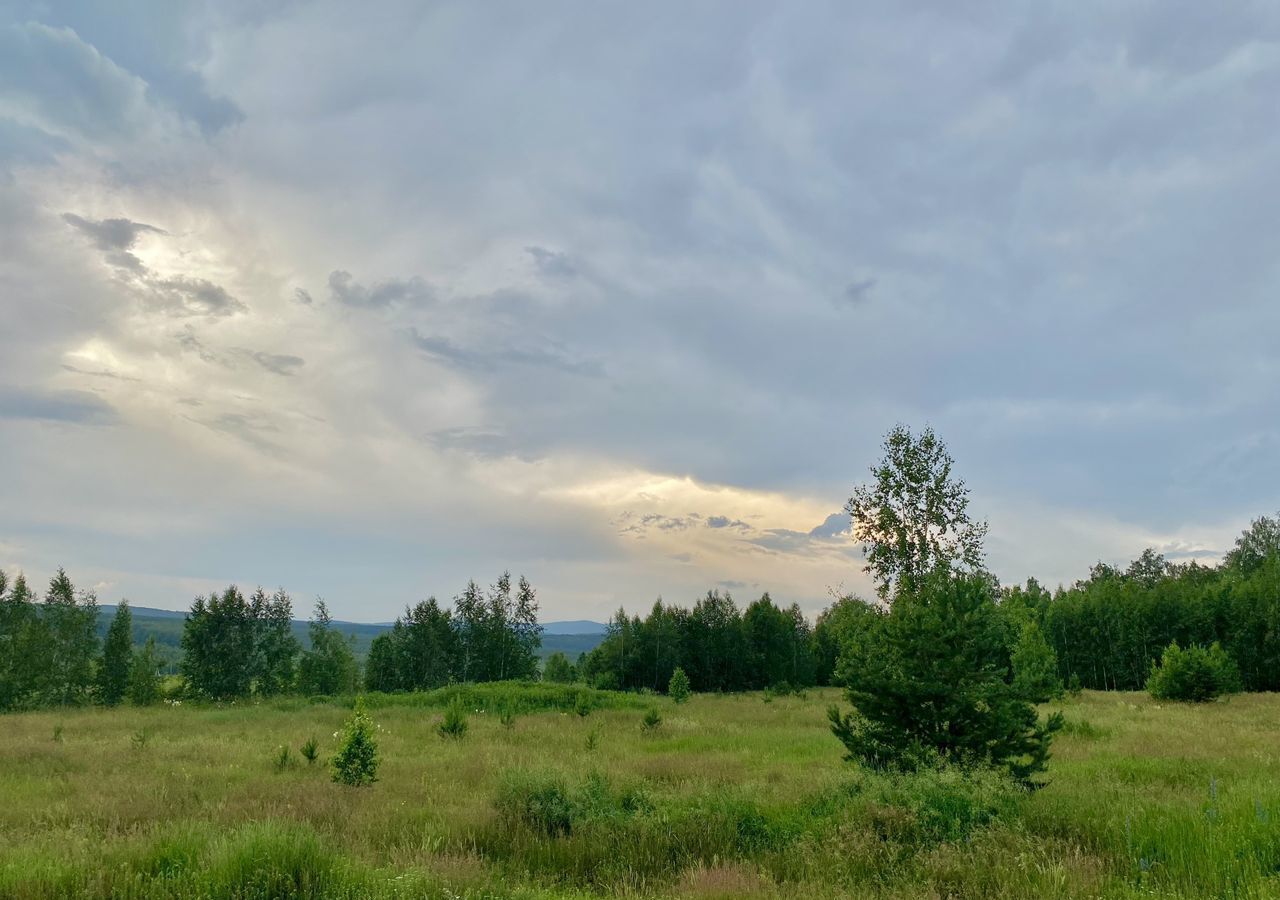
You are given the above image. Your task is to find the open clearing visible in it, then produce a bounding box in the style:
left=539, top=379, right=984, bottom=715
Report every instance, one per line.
left=2, top=687, right=1278, bottom=898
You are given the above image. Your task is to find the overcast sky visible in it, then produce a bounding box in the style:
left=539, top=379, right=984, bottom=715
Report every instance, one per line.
left=1, top=2, right=1277, bottom=621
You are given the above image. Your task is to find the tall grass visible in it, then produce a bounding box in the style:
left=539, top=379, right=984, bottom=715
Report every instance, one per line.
left=0, top=687, right=1278, bottom=897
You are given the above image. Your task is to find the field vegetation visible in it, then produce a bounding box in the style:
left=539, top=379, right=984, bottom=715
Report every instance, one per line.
left=1, top=686, right=1278, bottom=898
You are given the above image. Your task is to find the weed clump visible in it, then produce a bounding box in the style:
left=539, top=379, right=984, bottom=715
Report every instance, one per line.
left=640, top=707, right=662, bottom=733
left=300, top=736, right=319, bottom=765
left=331, top=697, right=378, bottom=786
left=272, top=744, right=293, bottom=772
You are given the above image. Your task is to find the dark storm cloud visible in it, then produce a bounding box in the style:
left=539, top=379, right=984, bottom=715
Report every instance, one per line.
left=0, top=386, right=117, bottom=425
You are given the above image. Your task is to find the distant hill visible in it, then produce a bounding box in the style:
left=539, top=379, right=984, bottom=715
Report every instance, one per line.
left=96, top=605, right=607, bottom=669
left=542, top=620, right=608, bottom=635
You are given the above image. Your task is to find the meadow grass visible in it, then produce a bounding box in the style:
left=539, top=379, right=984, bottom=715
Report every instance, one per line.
left=0, top=686, right=1277, bottom=898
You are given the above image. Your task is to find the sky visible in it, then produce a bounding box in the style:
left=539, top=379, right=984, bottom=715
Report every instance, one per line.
left=1, top=2, right=1277, bottom=622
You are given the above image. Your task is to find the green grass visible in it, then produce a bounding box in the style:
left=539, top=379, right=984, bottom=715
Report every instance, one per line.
left=1, top=688, right=1278, bottom=898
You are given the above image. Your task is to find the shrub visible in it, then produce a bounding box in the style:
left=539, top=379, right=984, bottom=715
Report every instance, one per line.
left=273, top=744, right=293, bottom=772
left=585, top=728, right=600, bottom=751
left=1148, top=641, right=1243, bottom=702
left=495, top=772, right=574, bottom=836
left=331, top=697, right=378, bottom=785
left=499, top=704, right=517, bottom=729
left=300, top=736, right=319, bottom=765
left=438, top=696, right=469, bottom=739
left=668, top=666, right=691, bottom=703
left=573, top=692, right=593, bottom=718
left=641, top=707, right=662, bottom=733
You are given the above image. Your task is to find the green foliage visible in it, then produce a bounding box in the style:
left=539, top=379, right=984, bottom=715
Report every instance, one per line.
left=127, top=637, right=164, bottom=706
left=98, top=601, right=133, bottom=706
left=580, top=590, right=818, bottom=694
left=846, top=424, right=988, bottom=598
left=42, top=569, right=99, bottom=706
left=297, top=601, right=358, bottom=696
left=364, top=597, right=457, bottom=692
left=667, top=666, right=690, bottom=703
left=1010, top=620, right=1063, bottom=703
left=437, top=696, right=469, bottom=739
left=180, top=587, right=257, bottom=700
left=52, top=723, right=63, bottom=743
left=299, top=736, right=319, bottom=765
left=498, top=703, right=517, bottom=729
left=542, top=650, right=575, bottom=684
left=0, top=573, right=44, bottom=711
left=493, top=769, right=650, bottom=838
left=830, top=571, right=1062, bottom=784
left=331, top=698, right=378, bottom=786
left=573, top=692, right=592, bottom=718
left=1148, top=641, right=1243, bottom=702
left=812, top=594, right=879, bottom=686
left=454, top=573, right=542, bottom=683
left=272, top=744, right=293, bottom=772
left=640, top=707, right=662, bottom=733
left=130, top=728, right=150, bottom=751
left=584, top=727, right=600, bottom=751
left=249, top=588, right=300, bottom=696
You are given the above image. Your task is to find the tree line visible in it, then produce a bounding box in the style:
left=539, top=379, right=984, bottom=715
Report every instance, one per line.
left=0, top=570, right=542, bottom=711
left=1005, top=517, right=1280, bottom=693
left=571, top=592, right=817, bottom=693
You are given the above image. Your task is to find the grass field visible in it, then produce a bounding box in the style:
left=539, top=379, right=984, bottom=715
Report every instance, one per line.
left=1, top=686, right=1278, bottom=898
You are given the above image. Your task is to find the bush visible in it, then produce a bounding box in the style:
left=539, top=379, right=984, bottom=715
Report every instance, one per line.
left=641, top=707, right=662, bottom=733
left=1147, top=641, right=1243, bottom=702
left=668, top=667, right=691, bottom=703
left=573, top=692, right=593, bottom=718
left=331, top=697, right=378, bottom=785
left=543, top=651, right=576, bottom=684
left=438, top=696, right=469, bottom=739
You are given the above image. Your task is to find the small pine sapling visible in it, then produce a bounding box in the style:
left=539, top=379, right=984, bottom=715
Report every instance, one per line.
left=438, top=696, right=469, bottom=740
left=331, top=697, right=379, bottom=786
left=668, top=667, right=691, bottom=704
left=300, top=736, right=320, bottom=765
left=640, top=707, right=662, bottom=733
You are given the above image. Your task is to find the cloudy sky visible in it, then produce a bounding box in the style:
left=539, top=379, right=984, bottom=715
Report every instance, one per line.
left=1, top=2, right=1277, bottom=621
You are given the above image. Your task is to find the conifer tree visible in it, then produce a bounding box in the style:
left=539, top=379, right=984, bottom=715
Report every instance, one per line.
left=668, top=666, right=690, bottom=703
left=43, top=569, right=98, bottom=705
left=331, top=697, right=379, bottom=785
left=98, top=600, right=133, bottom=706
